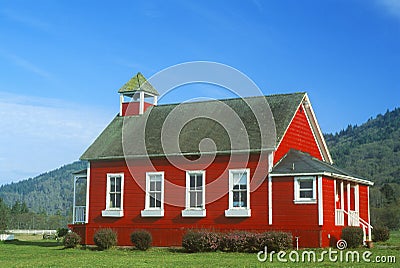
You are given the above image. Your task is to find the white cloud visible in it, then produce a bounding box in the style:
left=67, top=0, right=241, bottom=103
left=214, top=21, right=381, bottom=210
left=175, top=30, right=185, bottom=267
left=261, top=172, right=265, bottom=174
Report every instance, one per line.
left=377, top=0, right=400, bottom=20
left=0, top=51, right=52, bottom=79
left=0, top=92, right=113, bottom=185
left=0, top=8, right=52, bottom=33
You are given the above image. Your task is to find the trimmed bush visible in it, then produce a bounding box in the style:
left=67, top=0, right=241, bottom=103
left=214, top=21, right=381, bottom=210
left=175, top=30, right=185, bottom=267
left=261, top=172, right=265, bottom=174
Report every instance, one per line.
left=372, top=226, right=390, bottom=242
left=257, top=231, right=293, bottom=252
left=63, top=232, right=81, bottom=248
left=93, top=228, right=117, bottom=250
left=57, top=228, right=69, bottom=238
left=341, top=227, right=363, bottom=248
left=219, top=231, right=259, bottom=253
left=182, top=230, right=292, bottom=253
left=130, top=230, right=152, bottom=250
left=182, top=230, right=219, bottom=252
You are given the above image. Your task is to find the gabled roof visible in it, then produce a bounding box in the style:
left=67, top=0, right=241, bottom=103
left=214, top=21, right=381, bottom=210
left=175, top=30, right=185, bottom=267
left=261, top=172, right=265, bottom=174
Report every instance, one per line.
left=81, top=93, right=305, bottom=160
left=270, top=149, right=373, bottom=185
left=118, top=72, right=159, bottom=96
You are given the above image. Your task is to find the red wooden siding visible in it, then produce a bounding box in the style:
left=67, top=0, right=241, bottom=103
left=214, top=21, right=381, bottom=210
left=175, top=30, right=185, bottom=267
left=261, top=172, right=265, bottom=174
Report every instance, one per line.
left=84, top=153, right=271, bottom=246
left=121, top=101, right=153, bottom=116
left=271, top=176, right=320, bottom=247
left=321, top=177, right=342, bottom=247
left=358, top=185, right=369, bottom=225
left=274, top=105, right=323, bottom=164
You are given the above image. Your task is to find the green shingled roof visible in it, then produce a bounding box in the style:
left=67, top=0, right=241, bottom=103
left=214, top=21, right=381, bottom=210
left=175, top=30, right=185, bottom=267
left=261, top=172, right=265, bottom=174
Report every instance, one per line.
left=270, top=149, right=373, bottom=185
left=118, top=72, right=159, bottom=96
left=80, top=93, right=305, bottom=160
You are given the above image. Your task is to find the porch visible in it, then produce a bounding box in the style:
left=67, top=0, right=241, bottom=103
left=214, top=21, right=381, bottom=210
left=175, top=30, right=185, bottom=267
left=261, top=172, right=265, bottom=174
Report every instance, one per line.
left=334, top=180, right=372, bottom=242
left=72, top=169, right=87, bottom=224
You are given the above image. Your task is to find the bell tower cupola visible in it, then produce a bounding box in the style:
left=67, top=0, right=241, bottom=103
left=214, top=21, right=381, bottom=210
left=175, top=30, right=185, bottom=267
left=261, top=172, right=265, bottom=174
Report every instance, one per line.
left=118, top=72, right=159, bottom=116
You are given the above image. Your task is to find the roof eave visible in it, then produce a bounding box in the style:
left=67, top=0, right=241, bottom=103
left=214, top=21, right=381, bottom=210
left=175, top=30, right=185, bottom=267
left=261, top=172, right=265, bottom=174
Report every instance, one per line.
left=81, top=147, right=276, bottom=161
left=270, top=171, right=374, bottom=186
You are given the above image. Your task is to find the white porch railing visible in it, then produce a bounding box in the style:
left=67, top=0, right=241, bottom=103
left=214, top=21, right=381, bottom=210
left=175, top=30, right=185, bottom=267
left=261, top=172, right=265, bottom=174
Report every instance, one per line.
left=335, top=209, right=344, bottom=226
left=348, top=210, right=359, bottom=226
left=343, top=210, right=373, bottom=243
left=73, top=206, right=86, bottom=223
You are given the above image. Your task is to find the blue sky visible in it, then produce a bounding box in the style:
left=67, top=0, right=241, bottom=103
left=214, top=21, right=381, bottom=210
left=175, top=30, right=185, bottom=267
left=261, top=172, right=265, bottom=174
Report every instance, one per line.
left=0, top=0, right=399, bottom=185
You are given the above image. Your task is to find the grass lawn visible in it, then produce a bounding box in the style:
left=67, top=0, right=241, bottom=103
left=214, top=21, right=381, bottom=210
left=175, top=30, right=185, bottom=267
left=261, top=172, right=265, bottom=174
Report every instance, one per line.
left=0, top=232, right=399, bottom=267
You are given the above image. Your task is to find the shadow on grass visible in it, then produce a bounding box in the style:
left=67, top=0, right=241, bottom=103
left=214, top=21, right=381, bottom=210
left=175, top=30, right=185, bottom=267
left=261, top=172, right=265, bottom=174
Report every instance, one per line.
left=168, top=247, right=187, bottom=253
left=4, top=239, right=61, bottom=248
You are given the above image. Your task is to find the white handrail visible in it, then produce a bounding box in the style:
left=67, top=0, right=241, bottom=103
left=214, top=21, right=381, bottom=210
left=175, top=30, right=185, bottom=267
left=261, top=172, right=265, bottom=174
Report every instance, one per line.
left=342, top=209, right=373, bottom=229
left=342, top=209, right=373, bottom=242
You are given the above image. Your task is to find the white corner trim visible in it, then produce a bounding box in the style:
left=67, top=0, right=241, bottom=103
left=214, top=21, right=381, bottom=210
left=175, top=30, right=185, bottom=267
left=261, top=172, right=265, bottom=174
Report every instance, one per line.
left=268, top=175, right=272, bottom=225
left=318, top=176, right=323, bottom=226
left=85, top=162, right=90, bottom=223
left=181, top=209, right=206, bottom=217
left=367, top=186, right=371, bottom=224
left=225, top=208, right=251, bottom=217
left=141, top=209, right=164, bottom=217
left=101, top=209, right=124, bottom=217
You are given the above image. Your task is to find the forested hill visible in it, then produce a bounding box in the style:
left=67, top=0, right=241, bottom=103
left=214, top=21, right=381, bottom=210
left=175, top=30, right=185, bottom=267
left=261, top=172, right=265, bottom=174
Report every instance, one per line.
left=325, top=107, right=400, bottom=186
left=0, top=107, right=398, bottom=217
left=0, top=161, right=86, bottom=216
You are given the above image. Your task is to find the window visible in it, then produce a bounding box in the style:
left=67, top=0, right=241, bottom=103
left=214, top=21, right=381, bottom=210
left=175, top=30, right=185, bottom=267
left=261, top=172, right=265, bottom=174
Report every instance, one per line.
left=102, top=173, right=124, bottom=217
left=225, top=169, right=251, bottom=217
left=182, top=171, right=206, bottom=217
left=294, top=177, right=316, bottom=204
left=141, top=172, right=164, bottom=217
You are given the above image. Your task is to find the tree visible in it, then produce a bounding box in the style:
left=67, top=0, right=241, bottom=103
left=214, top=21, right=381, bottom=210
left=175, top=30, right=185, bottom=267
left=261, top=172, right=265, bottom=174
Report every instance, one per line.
left=0, top=198, right=10, bottom=232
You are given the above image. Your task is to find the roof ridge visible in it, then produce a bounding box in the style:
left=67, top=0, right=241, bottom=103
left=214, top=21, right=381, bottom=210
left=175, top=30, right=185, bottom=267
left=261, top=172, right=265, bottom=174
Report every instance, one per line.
left=155, top=92, right=306, bottom=108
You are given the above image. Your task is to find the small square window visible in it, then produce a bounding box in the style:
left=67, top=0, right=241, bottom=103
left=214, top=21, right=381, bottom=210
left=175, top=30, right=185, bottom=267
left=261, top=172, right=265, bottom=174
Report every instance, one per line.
left=294, top=177, right=316, bottom=204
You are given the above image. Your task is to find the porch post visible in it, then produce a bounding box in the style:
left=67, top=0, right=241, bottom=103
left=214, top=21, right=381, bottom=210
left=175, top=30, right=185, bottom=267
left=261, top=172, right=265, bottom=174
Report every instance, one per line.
left=347, top=182, right=351, bottom=225
left=340, top=181, right=344, bottom=211
left=72, top=176, right=77, bottom=224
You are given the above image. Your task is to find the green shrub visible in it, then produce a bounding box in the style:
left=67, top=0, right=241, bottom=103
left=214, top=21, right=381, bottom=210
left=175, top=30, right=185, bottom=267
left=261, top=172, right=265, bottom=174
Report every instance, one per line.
left=219, top=231, right=259, bottom=252
left=93, top=228, right=117, bottom=250
left=57, top=228, right=69, bottom=238
left=257, top=231, right=293, bottom=252
left=372, top=226, right=390, bottom=242
left=63, top=232, right=81, bottom=248
left=182, top=230, right=292, bottom=253
left=182, top=230, right=219, bottom=252
left=130, top=230, right=152, bottom=251
left=341, top=227, right=363, bottom=248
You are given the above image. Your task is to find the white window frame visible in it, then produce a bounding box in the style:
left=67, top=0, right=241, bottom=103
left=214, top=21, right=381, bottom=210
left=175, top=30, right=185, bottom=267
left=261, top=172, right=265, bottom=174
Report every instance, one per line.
left=294, top=176, right=317, bottom=204
left=141, top=171, right=164, bottom=217
left=225, top=168, right=251, bottom=217
left=182, top=170, right=206, bottom=217
left=102, top=173, right=124, bottom=217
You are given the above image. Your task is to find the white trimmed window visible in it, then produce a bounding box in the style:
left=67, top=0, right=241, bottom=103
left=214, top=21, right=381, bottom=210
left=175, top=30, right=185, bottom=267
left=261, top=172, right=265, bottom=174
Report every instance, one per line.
left=182, top=171, right=206, bottom=217
left=141, top=172, right=164, bottom=217
left=225, top=168, right=251, bottom=217
left=294, top=176, right=317, bottom=204
left=102, top=173, right=124, bottom=217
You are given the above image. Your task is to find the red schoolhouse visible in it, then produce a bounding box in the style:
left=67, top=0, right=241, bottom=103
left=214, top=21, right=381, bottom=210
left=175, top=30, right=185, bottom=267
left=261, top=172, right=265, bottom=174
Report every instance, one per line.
left=70, top=73, right=373, bottom=248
